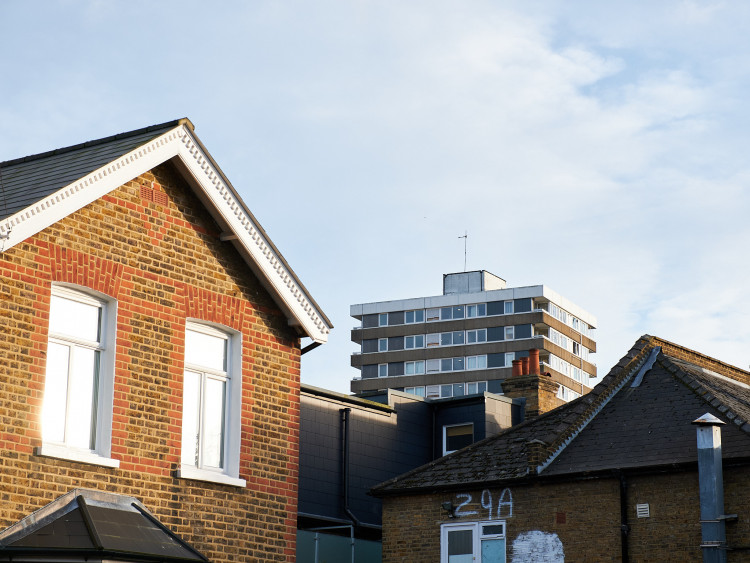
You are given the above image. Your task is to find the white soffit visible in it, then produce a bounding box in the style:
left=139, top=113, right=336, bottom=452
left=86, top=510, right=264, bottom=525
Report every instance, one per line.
left=0, top=123, right=330, bottom=343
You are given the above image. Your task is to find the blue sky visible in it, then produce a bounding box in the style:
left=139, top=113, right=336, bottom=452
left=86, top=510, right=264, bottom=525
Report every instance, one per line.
left=2, top=1, right=750, bottom=392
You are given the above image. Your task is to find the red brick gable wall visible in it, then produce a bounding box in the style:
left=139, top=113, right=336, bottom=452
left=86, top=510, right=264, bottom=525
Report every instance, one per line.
left=0, top=161, right=301, bottom=561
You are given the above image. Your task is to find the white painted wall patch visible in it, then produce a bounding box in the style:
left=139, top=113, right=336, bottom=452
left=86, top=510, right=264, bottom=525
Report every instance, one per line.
left=511, top=531, right=564, bottom=563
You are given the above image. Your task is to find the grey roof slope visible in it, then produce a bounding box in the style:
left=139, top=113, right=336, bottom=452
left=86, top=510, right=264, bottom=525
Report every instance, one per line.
left=0, top=120, right=181, bottom=220
left=0, top=118, right=333, bottom=339
left=0, top=489, right=207, bottom=562
left=372, top=335, right=750, bottom=496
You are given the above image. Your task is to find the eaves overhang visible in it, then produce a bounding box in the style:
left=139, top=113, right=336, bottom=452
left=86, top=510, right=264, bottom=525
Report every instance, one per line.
left=0, top=120, right=332, bottom=343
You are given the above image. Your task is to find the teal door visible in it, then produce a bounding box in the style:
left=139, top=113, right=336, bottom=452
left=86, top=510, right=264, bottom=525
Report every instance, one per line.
left=481, top=538, right=506, bottom=562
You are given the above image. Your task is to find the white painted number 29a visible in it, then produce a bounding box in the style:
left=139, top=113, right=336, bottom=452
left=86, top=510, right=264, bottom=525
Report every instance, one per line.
left=454, top=488, right=513, bottom=519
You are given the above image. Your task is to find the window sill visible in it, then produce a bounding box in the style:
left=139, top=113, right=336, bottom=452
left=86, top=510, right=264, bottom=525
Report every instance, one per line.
left=176, top=465, right=246, bottom=488
left=36, top=444, right=120, bottom=468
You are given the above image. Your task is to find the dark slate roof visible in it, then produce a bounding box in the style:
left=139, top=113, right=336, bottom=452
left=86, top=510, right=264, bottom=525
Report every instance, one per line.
left=0, top=489, right=207, bottom=562
left=0, top=120, right=182, bottom=220
left=372, top=335, right=750, bottom=496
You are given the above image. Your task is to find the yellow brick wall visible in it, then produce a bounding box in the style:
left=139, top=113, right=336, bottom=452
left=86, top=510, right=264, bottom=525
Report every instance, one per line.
left=382, top=468, right=750, bottom=562
left=0, top=161, right=301, bottom=561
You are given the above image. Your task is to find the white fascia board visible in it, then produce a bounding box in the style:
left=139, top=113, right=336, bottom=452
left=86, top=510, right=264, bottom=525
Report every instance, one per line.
left=352, top=297, right=427, bottom=316
left=0, top=124, right=330, bottom=343
left=0, top=131, right=181, bottom=250
left=175, top=128, right=329, bottom=342
left=509, top=285, right=545, bottom=299
left=541, top=286, right=597, bottom=327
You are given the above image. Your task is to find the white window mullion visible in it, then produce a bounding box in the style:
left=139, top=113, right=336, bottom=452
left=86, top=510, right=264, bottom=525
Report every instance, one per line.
left=40, top=286, right=118, bottom=467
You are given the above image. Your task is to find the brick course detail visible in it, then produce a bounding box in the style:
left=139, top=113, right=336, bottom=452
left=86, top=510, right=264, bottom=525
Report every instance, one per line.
left=0, top=162, right=301, bottom=561
left=381, top=469, right=750, bottom=563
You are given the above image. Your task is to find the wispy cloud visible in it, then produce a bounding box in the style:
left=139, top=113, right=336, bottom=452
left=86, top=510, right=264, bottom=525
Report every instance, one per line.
left=2, top=0, right=750, bottom=389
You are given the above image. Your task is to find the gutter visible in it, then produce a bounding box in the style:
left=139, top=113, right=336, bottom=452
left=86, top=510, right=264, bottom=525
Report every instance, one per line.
left=340, top=408, right=361, bottom=527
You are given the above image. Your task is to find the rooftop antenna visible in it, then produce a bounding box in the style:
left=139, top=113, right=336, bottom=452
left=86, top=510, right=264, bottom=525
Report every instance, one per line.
left=458, top=230, right=467, bottom=272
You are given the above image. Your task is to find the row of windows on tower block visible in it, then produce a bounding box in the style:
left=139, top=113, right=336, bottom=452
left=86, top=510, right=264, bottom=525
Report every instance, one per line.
left=367, top=327, right=513, bottom=353
left=364, top=352, right=517, bottom=378
left=404, top=381, right=487, bottom=400
left=372, top=301, right=514, bottom=327
left=365, top=298, right=593, bottom=338
left=41, top=285, right=244, bottom=486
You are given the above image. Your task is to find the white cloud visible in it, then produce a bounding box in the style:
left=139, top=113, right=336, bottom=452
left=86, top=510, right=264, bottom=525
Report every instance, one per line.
left=3, top=0, right=750, bottom=390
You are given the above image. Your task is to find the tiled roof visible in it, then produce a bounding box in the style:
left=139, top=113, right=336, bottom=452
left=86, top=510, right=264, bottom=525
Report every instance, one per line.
left=0, top=120, right=180, bottom=220
left=372, top=335, right=750, bottom=496
left=0, top=119, right=332, bottom=342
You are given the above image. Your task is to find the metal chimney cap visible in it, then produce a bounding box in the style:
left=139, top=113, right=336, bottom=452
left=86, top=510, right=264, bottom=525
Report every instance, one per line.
left=692, top=413, right=725, bottom=426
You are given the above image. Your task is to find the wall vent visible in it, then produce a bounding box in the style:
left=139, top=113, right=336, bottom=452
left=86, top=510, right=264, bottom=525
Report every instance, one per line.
left=140, top=184, right=168, bottom=207
left=636, top=503, right=650, bottom=518
left=140, top=185, right=153, bottom=201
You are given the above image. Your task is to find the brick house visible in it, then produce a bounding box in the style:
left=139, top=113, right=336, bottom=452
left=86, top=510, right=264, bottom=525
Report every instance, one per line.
left=0, top=119, right=332, bottom=561
left=372, top=335, right=750, bottom=562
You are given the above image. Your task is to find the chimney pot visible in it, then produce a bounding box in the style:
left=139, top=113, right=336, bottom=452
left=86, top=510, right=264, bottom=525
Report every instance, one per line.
left=529, top=349, right=541, bottom=376
left=512, top=359, right=523, bottom=377
left=521, top=356, right=530, bottom=376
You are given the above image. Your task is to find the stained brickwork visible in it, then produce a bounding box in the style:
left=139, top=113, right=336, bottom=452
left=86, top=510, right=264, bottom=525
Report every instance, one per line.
left=377, top=337, right=750, bottom=562
left=502, top=374, right=562, bottom=418
left=0, top=161, right=301, bottom=561
left=382, top=468, right=750, bottom=562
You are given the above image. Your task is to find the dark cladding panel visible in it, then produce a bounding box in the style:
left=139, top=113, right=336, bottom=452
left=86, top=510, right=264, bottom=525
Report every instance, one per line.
left=388, top=311, right=405, bottom=325
left=362, top=339, right=378, bottom=353
left=487, top=353, right=505, bottom=368
left=487, top=301, right=504, bottom=316
left=514, top=298, right=532, bottom=313
left=515, top=324, right=532, bottom=339
left=362, top=364, right=378, bottom=378
left=362, top=314, right=379, bottom=328
left=388, top=336, right=404, bottom=351
left=487, top=327, right=504, bottom=342
left=388, top=362, right=405, bottom=377
left=488, top=379, right=503, bottom=394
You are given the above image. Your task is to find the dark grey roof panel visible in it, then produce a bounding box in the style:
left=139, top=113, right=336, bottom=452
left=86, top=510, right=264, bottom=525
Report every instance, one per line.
left=544, top=359, right=750, bottom=475
left=372, top=337, right=750, bottom=495
left=0, top=121, right=181, bottom=220
left=0, top=489, right=207, bottom=562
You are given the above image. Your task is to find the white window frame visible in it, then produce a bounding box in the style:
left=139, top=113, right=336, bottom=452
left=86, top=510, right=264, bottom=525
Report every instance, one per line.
left=443, top=423, right=474, bottom=455
left=37, top=285, right=119, bottom=468
left=466, top=355, right=487, bottom=370
left=441, top=521, right=506, bottom=563
left=466, top=329, right=486, bottom=344
left=405, top=360, right=425, bottom=375
left=466, top=381, right=487, bottom=395
left=504, top=301, right=514, bottom=314
left=378, top=363, right=388, bottom=378
left=405, top=386, right=425, bottom=397
left=378, top=338, right=388, bottom=352
left=504, top=326, right=514, bottom=340
left=405, top=309, right=425, bottom=324
left=177, top=321, right=245, bottom=487
left=426, top=384, right=441, bottom=399
left=426, top=308, right=441, bottom=322
left=504, top=352, right=515, bottom=368
left=466, top=303, right=487, bottom=318
left=405, top=334, right=425, bottom=349
left=378, top=313, right=388, bottom=327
